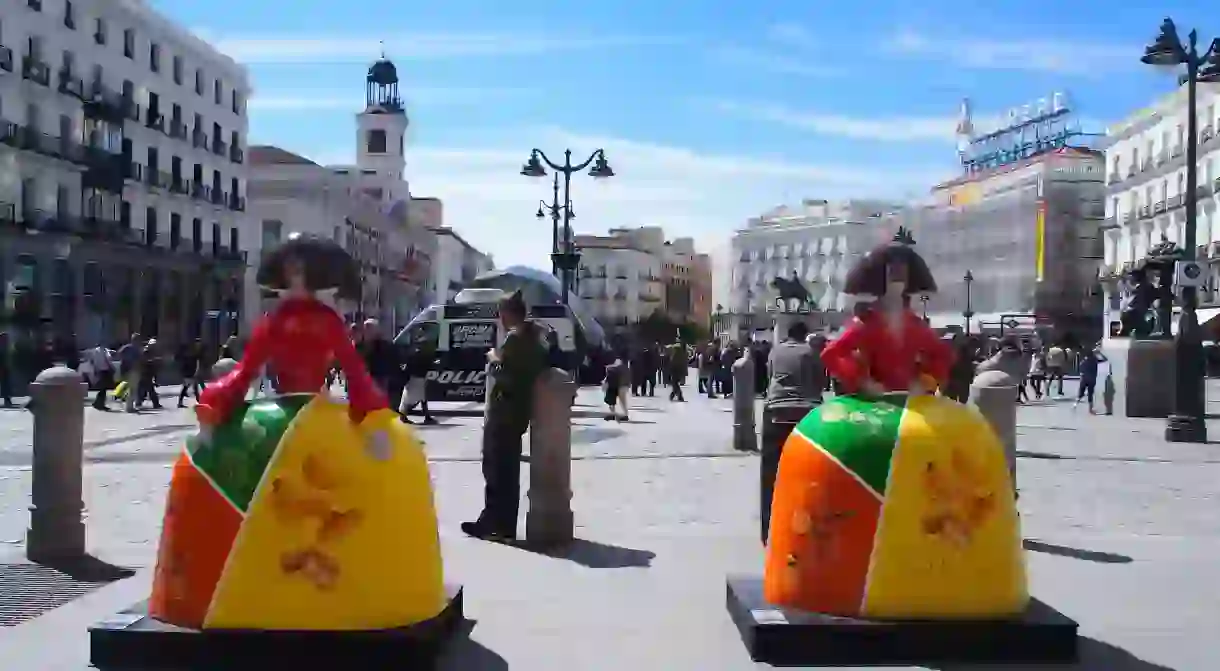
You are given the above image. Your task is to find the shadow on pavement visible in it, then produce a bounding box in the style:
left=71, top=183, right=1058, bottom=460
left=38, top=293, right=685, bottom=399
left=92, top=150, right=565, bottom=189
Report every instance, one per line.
left=1017, top=450, right=1068, bottom=460
left=516, top=538, right=656, bottom=569
left=40, top=553, right=136, bottom=582
left=936, top=635, right=1175, bottom=670
left=437, top=620, right=509, bottom=670
left=1023, top=539, right=1134, bottom=564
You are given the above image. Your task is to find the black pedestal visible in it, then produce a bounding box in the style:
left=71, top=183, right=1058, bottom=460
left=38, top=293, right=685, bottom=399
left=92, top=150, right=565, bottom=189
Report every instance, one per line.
left=89, top=584, right=464, bottom=670
left=725, top=576, right=1077, bottom=666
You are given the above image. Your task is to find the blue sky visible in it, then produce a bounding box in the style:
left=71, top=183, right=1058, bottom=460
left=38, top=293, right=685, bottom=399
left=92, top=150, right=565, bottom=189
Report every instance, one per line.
left=154, top=0, right=1218, bottom=271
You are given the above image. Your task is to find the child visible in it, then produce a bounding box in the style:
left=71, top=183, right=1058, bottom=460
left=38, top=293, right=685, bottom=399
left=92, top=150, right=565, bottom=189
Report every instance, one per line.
left=603, top=356, right=628, bottom=422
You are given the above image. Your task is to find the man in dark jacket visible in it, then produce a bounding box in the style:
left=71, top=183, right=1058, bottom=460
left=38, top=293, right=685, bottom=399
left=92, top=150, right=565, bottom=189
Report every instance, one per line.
left=462, top=291, right=546, bottom=542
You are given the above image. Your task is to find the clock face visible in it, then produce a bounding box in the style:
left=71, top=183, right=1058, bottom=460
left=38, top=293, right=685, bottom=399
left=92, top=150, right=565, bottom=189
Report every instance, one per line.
left=1185, top=264, right=1201, bottom=279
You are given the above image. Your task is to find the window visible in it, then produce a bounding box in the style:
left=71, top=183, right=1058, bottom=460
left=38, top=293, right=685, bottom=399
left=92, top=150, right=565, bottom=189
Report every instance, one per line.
left=94, top=18, right=106, bottom=45
left=63, top=1, right=75, bottom=29
left=123, top=29, right=134, bottom=59
left=27, top=35, right=43, bottom=60
left=231, top=90, right=242, bottom=115
left=262, top=220, right=283, bottom=249
left=171, top=55, right=183, bottom=84
left=191, top=217, right=202, bottom=251
left=194, top=69, right=203, bottom=95
left=149, top=42, right=160, bottom=72
left=213, top=79, right=222, bottom=105
left=366, top=129, right=387, bottom=153
left=211, top=223, right=221, bottom=253
left=170, top=213, right=181, bottom=249
left=228, top=227, right=238, bottom=252
left=145, top=207, right=157, bottom=244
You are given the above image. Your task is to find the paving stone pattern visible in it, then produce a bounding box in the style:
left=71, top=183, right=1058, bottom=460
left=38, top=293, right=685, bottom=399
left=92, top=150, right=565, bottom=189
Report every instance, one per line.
left=0, top=381, right=1218, bottom=668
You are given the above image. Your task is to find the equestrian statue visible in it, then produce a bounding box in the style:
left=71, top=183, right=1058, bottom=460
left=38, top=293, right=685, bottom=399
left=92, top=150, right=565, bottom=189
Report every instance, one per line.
left=771, top=271, right=815, bottom=311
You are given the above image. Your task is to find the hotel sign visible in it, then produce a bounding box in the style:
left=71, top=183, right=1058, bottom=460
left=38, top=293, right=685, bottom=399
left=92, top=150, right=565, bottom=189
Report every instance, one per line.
left=999, top=92, right=1071, bottom=131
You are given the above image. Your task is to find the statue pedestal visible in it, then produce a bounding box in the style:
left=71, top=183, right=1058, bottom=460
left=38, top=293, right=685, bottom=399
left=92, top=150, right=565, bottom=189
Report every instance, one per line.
left=765, top=305, right=815, bottom=344
left=1105, top=337, right=1176, bottom=418
left=89, top=587, right=464, bottom=670
left=725, top=576, right=1077, bottom=666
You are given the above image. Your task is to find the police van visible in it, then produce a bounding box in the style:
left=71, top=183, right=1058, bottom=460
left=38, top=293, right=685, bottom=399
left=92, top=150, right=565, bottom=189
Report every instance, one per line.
left=393, top=288, right=577, bottom=403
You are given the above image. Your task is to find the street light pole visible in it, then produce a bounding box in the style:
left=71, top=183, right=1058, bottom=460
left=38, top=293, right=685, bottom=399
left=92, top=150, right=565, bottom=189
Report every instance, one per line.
left=962, top=270, right=975, bottom=335
left=920, top=295, right=929, bottom=323
left=535, top=173, right=573, bottom=277
left=1141, top=18, right=1220, bottom=443
left=522, top=148, right=615, bottom=305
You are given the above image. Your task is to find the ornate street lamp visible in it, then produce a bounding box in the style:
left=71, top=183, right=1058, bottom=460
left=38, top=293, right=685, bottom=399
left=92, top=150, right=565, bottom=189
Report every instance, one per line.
left=535, top=173, right=575, bottom=277
left=712, top=303, right=724, bottom=340
left=962, top=270, right=975, bottom=335
left=1141, top=18, right=1220, bottom=443
left=521, top=148, right=614, bottom=304
left=920, top=294, right=930, bottom=323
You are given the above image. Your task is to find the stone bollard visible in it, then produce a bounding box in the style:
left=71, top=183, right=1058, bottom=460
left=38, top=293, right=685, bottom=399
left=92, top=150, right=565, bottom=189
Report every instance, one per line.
left=732, top=354, right=757, bottom=453
left=526, top=368, right=576, bottom=547
left=968, top=369, right=1018, bottom=489
left=760, top=402, right=816, bottom=545
left=27, top=365, right=88, bottom=563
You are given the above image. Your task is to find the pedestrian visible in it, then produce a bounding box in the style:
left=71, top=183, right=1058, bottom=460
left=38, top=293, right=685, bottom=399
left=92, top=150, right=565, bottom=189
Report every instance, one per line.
left=400, top=337, right=438, bottom=425
left=0, top=332, right=15, bottom=408
left=358, top=319, right=398, bottom=399
left=699, top=342, right=718, bottom=397
left=219, top=334, right=239, bottom=361
left=84, top=342, right=115, bottom=410
left=1027, top=348, right=1047, bottom=400
left=117, top=333, right=143, bottom=413
left=1045, top=343, right=1067, bottom=396
left=976, top=337, right=1029, bottom=403
left=136, top=338, right=163, bottom=410
left=176, top=339, right=205, bottom=408
left=462, top=290, right=546, bottom=542
left=664, top=337, right=687, bottom=402
left=1074, top=343, right=1108, bottom=414
left=767, top=322, right=821, bottom=405
left=603, top=355, right=629, bottom=421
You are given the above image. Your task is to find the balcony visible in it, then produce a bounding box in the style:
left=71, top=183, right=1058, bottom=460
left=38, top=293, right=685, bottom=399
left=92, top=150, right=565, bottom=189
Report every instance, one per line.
left=192, top=183, right=212, bottom=202
left=168, top=119, right=187, bottom=139
left=191, top=129, right=208, bottom=150
left=1155, top=150, right=1167, bottom=166
left=1171, top=145, right=1183, bottom=159
left=124, top=161, right=144, bottom=182
left=1153, top=200, right=1166, bottom=214
left=230, top=145, right=244, bottom=163
left=1100, top=217, right=1118, bottom=231
left=170, top=176, right=191, bottom=195
left=145, top=111, right=164, bottom=132
left=1204, top=125, right=1215, bottom=142
left=1126, top=166, right=1136, bottom=178
left=144, top=170, right=164, bottom=189
left=21, top=56, right=51, bottom=86
left=83, top=83, right=126, bottom=124
left=215, top=248, right=248, bottom=265
left=1140, top=159, right=1152, bottom=171
left=1198, top=183, right=1214, bottom=200
left=0, top=47, right=11, bottom=74
left=228, top=194, right=245, bottom=211
left=21, top=209, right=79, bottom=234
left=1138, top=205, right=1151, bottom=219
left=1107, top=171, right=1121, bottom=184
left=81, top=149, right=126, bottom=194
left=82, top=214, right=121, bottom=240
left=57, top=69, right=83, bottom=98
left=14, top=126, right=85, bottom=163
left=212, top=139, right=227, bottom=157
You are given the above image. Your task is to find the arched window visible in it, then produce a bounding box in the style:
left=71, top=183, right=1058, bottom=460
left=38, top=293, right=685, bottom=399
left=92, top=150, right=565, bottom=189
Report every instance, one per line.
left=367, top=129, right=387, bottom=154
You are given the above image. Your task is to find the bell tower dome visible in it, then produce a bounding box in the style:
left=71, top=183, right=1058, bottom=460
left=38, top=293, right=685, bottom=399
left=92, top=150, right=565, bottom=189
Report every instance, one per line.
left=356, top=45, right=408, bottom=182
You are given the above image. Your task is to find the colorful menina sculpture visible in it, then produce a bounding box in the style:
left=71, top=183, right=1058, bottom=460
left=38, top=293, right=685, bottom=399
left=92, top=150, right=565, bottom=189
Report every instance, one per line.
left=148, top=234, right=447, bottom=632
left=763, top=228, right=1029, bottom=620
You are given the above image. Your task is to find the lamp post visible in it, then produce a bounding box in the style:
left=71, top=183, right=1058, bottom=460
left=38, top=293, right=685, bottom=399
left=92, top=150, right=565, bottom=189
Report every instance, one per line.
left=522, top=148, right=614, bottom=305
left=535, top=173, right=575, bottom=277
left=920, top=295, right=930, bottom=323
left=1141, top=18, right=1220, bottom=443
left=712, top=303, right=724, bottom=341
left=962, top=270, right=975, bottom=335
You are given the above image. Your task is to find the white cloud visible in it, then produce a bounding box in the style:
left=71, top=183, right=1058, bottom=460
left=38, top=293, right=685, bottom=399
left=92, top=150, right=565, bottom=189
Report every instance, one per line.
left=711, top=46, right=842, bottom=78
left=885, top=29, right=1136, bottom=75
left=249, top=88, right=527, bottom=110
left=199, top=32, right=684, bottom=63
left=302, top=127, right=946, bottom=269
left=767, top=23, right=817, bottom=47
left=711, top=100, right=970, bottom=142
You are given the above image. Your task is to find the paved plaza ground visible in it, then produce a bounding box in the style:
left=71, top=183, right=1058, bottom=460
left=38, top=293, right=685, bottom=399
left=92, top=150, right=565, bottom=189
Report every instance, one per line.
left=0, top=379, right=1216, bottom=669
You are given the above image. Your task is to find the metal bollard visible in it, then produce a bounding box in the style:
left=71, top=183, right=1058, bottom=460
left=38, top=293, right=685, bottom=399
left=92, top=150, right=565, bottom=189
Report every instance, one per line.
left=968, top=369, right=1018, bottom=489
left=526, top=368, right=576, bottom=547
left=26, top=365, right=88, bottom=563
left=760, top=403, right=815, bottom=545
left=732, top=354, right=757, bottom=453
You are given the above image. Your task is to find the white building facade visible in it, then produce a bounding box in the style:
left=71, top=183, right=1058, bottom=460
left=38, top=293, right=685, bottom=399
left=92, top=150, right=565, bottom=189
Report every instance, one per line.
left=0, top=0, right=251, bottom=356
left=430, top=226, right=494, bottom=303
left=727, top=199, right=902, bottom=339
left=246, top=56, right=445, bottom=333
left=575, top=227, right=665, bottom=329
left=1101, top=83, right=1220, bottom=334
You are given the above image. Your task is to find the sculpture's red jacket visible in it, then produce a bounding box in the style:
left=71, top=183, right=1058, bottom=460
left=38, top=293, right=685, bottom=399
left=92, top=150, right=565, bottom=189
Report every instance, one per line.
left=197, top=297, right=389, bottom=426
left=821, top=307, right=953, bottom=394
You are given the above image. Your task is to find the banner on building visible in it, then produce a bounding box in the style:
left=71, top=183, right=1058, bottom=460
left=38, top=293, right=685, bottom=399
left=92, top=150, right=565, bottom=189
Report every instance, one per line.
left=1034, top=199, right=1047, bottom=282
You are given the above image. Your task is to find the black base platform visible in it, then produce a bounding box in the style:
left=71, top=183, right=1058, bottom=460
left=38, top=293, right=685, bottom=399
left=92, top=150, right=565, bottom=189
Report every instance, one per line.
left=726, top=576, right=1077, bottom=666
left=89, top=584, right=464, bottom=670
